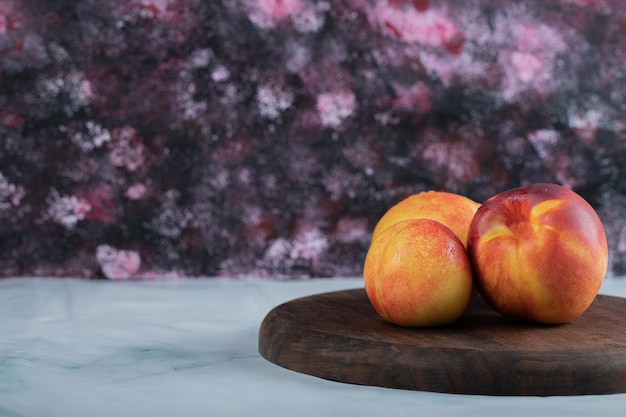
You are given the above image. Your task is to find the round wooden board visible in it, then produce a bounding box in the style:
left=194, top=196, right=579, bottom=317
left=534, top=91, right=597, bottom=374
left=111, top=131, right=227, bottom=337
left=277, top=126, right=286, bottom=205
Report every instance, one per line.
left=258, top=288, right=626, bottom=396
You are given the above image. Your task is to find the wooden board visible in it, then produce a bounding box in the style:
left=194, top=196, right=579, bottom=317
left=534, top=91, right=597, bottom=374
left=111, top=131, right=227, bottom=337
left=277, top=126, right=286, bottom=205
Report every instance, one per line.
left=258, top=288, right=626, bottom=396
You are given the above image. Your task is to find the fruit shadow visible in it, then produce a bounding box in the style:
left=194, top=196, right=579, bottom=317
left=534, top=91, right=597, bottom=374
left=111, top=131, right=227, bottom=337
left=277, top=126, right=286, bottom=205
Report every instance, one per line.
left=450, top=295, right=564, bottom=331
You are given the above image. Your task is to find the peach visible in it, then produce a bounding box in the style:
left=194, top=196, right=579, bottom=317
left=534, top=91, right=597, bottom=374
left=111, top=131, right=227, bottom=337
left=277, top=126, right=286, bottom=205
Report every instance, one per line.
left=467, top=183, right=608, bottom=324
left=364, top=219, right=473, bottom=327
left=371, top=190, right=480, bottom=247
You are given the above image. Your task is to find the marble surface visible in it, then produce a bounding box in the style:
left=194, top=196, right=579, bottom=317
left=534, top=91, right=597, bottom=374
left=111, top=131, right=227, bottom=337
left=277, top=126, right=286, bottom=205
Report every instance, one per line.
left=1, top=277, right=626, bottom=417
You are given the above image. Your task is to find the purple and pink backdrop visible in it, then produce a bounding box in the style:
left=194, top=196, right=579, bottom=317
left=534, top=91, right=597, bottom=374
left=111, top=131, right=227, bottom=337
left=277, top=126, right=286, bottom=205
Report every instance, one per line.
left=1, top=0, right=625, bottom=279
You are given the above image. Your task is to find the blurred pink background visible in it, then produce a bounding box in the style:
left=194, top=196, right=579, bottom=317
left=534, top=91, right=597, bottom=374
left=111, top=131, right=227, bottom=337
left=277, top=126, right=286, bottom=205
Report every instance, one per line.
left=0, top=0, right=625, bottom=279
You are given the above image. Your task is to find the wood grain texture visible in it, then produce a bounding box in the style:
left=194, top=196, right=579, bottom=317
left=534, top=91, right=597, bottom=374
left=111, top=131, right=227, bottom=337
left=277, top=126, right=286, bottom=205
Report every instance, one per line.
left=258, top=288, right=626, bottom=396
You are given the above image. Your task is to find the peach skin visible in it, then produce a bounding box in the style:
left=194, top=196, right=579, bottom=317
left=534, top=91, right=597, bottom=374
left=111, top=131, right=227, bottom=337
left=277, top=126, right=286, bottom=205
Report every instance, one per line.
left=467, top=183, right=608, bottom=324
left=364, top=218, right=473, bottom=327
left=371, top=191, right=480, bottom=248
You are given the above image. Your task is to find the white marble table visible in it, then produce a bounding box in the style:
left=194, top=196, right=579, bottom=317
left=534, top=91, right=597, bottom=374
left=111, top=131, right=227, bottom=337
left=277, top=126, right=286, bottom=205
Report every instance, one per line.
left=1, top=277, right=625, bottom=417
